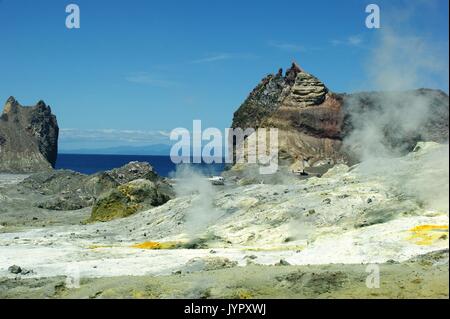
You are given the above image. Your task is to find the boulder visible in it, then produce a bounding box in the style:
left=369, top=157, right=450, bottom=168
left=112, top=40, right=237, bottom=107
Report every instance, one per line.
left=8, top=265, right=22, bottom=274
left=89, top=179, right=173, bottom=222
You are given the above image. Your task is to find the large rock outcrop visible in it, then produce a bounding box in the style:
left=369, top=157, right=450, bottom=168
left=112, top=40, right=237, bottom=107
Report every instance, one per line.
left=89, top=178, right=173, bottom=222
left=16, top=161, right=174, bottom=221
left=0, top=97, right=59, bottom=173
left=231, top=62, right=449, bottom=170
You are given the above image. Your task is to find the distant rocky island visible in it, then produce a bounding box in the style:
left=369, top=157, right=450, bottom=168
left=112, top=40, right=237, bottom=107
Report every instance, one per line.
left=0, top=97, right=58, bottom=173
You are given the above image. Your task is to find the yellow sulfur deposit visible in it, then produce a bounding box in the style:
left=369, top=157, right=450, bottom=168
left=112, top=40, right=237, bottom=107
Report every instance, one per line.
left=408, top=225, right=449, bottom=246
left=131, top=241, right=178, bottom=250
left=237, top=290, right=253, bottom=299
left=410, top=225, right=449, bottom=232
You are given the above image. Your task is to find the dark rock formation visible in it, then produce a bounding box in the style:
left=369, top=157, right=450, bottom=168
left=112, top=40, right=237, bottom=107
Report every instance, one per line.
left=17, top=161, right=174, bottom=220
left=0, top=97, right=59, bottom=173
left=231, top=62, right=449, bottom=170
left=89, top=178, right=172, bottom=222
left=94, top=161, right=159, bottom=187
left=89, top=163, right=174, bottom=222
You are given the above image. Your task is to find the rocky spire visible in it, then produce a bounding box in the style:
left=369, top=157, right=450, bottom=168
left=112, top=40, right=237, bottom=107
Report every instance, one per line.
left=285, top=62, right=302, bottom=84
left=3, top=96, right=18, bottom=114
left=6, top=96, right=17, bottom=104
left=276, top=68, right=283, bottom=77
left=36, top=100, right=46, bottom=107
left=282, top=62, right=328, bottom=107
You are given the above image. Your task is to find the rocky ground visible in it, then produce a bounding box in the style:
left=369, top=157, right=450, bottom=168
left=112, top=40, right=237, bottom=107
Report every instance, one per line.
left=0, top=142, right=448, bottom=298
left=1, top=250, right=448, bottom=299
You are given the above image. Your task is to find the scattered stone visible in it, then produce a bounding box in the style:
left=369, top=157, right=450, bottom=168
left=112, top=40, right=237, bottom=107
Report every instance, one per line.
left=8, top=265, right=22, bottom=274
left=276, top=259, right=291, bottom=266
left=244, top=255, right=258, bottom=260
left=306, top=209, right=316, bottom=217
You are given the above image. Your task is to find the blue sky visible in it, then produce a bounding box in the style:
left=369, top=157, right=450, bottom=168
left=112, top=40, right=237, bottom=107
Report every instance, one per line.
left=0, top=0, right=448, bottom=151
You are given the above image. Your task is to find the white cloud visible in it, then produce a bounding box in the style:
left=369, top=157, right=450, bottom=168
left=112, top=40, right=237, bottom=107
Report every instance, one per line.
left=191, top=53, right=232, bottom=64
left=125, top=72, right=176, bottom=87
left=268, top=41, right=306, bottom=52
left=331, top=35, right=363, bottom=47
left=158, top=130, right=172, bottom=137
left=60, top=128, right=172, bottom=149
left=348, top=35, right=363, bottom=46
left=190, top=53, right=256, bottom=64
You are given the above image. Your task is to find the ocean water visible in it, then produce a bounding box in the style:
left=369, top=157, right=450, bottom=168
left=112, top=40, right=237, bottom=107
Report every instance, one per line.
left=56, top=154, right=226, bottom=177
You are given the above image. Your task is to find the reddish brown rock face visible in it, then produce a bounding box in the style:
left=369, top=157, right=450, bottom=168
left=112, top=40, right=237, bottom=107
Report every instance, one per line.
left=231, top=63, right=449, bottom=168
left=272, top=93, right=344, bottom=139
